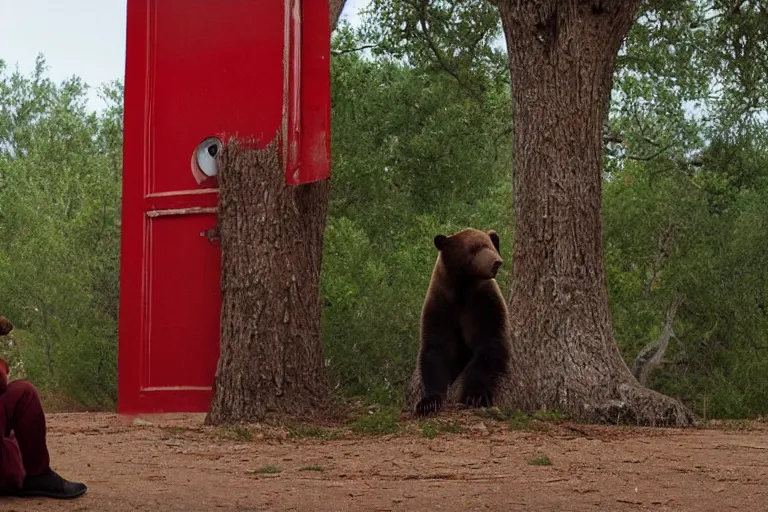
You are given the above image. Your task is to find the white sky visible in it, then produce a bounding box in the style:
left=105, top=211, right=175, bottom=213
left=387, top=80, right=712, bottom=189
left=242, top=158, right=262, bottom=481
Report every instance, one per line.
left=0, top=0, right=371, bottom=112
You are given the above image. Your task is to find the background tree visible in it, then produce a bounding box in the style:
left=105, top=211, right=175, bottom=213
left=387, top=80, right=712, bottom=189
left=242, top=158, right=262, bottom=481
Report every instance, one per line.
left=604, top=0, right=768, bottom=419
left=0, top=56, right=122, bottom=408
left=491, top=1, right=695, bottom=425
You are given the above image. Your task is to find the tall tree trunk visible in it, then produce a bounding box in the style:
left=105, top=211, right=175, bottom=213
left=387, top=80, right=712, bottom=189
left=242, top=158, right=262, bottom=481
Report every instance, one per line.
left=206, top=2, right=347, bottom=424
left=205, top=140, right=330, bottom=423
left=496, top=1, right=693, bottom=426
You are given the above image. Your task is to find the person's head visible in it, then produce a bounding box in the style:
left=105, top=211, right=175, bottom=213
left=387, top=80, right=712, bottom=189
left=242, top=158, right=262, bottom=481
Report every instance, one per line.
left=0, top=316, right=13, bottom=336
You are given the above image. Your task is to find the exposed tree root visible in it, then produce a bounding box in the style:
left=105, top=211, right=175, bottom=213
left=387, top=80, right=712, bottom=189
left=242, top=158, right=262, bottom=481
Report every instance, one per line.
left=405, top=365, right=695, bottom=428
left=583, top=382, right=695, bottom=427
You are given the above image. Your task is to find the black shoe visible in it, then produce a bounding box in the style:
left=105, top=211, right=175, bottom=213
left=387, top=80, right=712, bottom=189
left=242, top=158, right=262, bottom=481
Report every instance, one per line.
left=17, top=469, right=87, bottom=499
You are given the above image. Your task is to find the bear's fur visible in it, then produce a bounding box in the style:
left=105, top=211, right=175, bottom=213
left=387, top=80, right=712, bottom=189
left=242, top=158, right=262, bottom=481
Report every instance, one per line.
left=409, top=228, right=512, bottom=417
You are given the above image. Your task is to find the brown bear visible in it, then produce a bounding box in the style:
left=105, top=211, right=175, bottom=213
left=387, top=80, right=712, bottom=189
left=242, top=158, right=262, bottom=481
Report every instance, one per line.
left=412, top=228, right=512, bottom=417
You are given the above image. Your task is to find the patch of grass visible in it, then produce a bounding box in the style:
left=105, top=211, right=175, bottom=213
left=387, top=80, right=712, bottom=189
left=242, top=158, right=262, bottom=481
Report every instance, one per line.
left=39, top=391, right=91, bottom=413
left=474, top=407, right=564, bottom=431
left=420, top=421, right=463, bottom=439
left=248, top=465, right=282, bottom=474
left=527, top=455, right=553, bottom=466
left=217, top=426, right=253, bottom=442
left=508, top=411, right=533, bottom=430
left=420, top=423, right=439, bottom=439
left=477, top=407, right=566, bottom=428
left=287, top=423, right=342, bottom=440
left=531, top=408, right=566, bottom=421
left=363, top=385, right=403, bottom=408
left=299, top=465, right=324, bottom=472
left=348, top=407, right=400, bottom=435
left=721, top=419, right=753, bottom=430
left=161, top=426, right=190, bottom=435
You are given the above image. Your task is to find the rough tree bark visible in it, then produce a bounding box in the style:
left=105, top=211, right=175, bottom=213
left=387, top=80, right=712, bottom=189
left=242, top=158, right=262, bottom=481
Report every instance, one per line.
left=495, top=1, right=694, bottom=426
left=205, top=140, right=330, bottom=423
left=206, top=2, right=347, bottom=424
left=329, top=0, right=347, bottom=29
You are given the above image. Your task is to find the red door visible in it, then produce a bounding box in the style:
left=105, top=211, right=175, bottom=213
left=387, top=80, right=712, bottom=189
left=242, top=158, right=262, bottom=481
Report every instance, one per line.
left=118, top=0, right=330, bottom=414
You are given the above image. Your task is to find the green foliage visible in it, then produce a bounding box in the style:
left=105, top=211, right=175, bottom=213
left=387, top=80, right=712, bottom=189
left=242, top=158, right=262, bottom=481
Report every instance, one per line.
left=361, top=0, right=507, bottom=99
left=0, top=55, right=122, bottom=408
left=609, top=1, right=768, bottom=163
left=507, top=413, right=533, bottom=431
left=348, top=407, right=401, bottom=435
left=531, top=409, right=565, bottom=421
left=604, top=131, right=768, bottom=419
left=3, top=0, right=768, bottom=421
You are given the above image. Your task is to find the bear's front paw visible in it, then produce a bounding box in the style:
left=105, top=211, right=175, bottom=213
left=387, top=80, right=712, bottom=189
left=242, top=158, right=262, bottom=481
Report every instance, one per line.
left=461, top=390, right=493, bottom=409
left=415, top=394, right=444, bottom=417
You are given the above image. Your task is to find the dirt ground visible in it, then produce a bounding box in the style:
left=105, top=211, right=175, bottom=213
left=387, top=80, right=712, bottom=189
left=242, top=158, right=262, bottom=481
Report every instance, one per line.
left=2, top=410, right=768, bottom=512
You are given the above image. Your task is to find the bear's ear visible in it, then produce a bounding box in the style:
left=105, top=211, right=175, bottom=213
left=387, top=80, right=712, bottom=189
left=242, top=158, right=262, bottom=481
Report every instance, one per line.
left=487, top=230, right=500, bottom=252
left=434, top=234, right=449, bottom=251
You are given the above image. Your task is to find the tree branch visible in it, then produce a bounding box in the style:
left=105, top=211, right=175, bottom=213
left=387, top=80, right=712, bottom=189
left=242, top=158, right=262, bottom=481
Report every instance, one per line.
left=644, top=214, right=675, bottom=297
left=416, top=0, right=483, bottom=101
left=331, top=44, right=377, bottom=56
left=631, top=294, right=685, bottom=386
left=627, top=143, right=674, bottom=162
left=603, top=132, right=625, bottom=145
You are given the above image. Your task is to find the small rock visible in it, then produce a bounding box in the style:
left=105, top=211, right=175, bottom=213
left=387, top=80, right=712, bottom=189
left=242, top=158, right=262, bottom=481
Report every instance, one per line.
left=133, top=418, right=153, bottom=427
left=470, top=422, right=489, bottom=435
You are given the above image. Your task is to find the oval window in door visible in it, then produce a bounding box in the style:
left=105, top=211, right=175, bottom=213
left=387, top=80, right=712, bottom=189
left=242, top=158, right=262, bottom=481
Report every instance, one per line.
left=191, top=136, right=223, bottom=184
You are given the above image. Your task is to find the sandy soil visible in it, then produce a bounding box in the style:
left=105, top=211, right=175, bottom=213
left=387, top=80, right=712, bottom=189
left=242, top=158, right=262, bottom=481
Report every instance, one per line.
left=2, top=410, right=767, bottom=511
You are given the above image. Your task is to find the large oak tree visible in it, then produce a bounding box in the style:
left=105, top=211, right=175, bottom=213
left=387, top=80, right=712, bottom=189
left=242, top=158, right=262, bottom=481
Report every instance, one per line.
left=492, top=0, right=692, bottom=425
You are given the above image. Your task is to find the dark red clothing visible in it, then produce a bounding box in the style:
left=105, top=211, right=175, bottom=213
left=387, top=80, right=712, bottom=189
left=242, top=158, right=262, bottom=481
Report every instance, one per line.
left=0, top=380, right=51, bottom=492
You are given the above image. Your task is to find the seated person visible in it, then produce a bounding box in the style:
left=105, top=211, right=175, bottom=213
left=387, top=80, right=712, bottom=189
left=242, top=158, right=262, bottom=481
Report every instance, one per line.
left=0, top=316, right=87, bottom=499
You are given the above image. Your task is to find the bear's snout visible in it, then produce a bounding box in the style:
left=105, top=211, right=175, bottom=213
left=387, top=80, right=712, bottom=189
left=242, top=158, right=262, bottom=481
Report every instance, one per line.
left=490, top=259, right=503, bottom=278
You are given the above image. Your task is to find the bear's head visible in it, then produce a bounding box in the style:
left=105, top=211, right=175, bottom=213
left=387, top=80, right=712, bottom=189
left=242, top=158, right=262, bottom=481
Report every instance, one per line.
left=434, top=228, right=503, bottom=280
left=0, top=317, right=12, bottom=336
